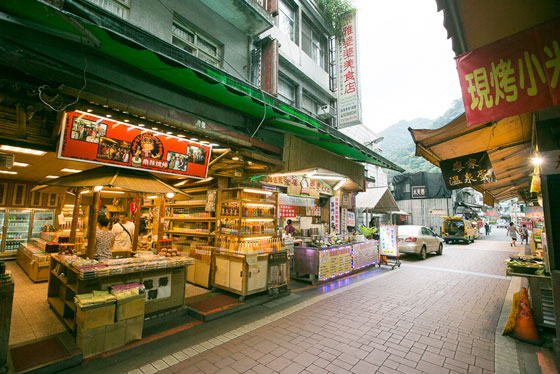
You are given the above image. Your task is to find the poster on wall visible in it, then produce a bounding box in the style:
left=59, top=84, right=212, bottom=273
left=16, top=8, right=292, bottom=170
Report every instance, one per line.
left=347, top=211, right=356, bottom=227
left=440, top=151, right=496, bottom=190
left=143, top=274, right=171, bottom=301
left=59, top=111, right=212, bottom=179
left=379, top=225, right=398, bottom=257
left=279, top=205, right=296, bottom=218
left=329, top=196, right=340, bottom=234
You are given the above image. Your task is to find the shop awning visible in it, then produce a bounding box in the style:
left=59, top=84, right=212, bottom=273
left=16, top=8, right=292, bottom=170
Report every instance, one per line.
left=0, top=0, right=403, bottom=172
left=32, top=166, right=188, bottom=195
left=355, top=187, right=400, bottom=213
left=409, top=112, right=533, bottom=202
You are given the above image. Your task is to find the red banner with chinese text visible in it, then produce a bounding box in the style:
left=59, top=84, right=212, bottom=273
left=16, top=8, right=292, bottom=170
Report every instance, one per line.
left=59, top=111, right=211, bottom=178
left=456, top=18, right=560, bottom=126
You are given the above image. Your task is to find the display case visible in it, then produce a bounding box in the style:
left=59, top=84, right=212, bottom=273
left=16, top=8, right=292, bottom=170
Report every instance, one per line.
left=164, top=199, right=215, bottom=247
left=60, top=205, right=85, bottom=234
left=31, top=209, right=54, bottom=238
left=213, top=188, right=285, bottom=299
left=5, top=209, right=30, bottom=253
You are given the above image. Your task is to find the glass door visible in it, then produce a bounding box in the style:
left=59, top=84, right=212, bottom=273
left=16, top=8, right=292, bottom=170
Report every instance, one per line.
left=0, top=209, right=5, bottom=252
left=31, top=209, right=54, bottom=239
left=6, top=209, right=31, bottom=252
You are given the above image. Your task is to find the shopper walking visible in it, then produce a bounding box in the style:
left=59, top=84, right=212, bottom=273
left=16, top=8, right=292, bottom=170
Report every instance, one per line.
left=507, top=222, right=519, bottom=247
left=521, top=224, right=529, bottom=245
left=485, top=222, right=490, bottom=236
left=95, top=215, right=114, bottom=259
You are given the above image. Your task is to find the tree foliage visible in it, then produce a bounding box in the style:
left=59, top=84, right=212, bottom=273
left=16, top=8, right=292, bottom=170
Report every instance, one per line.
left=316, top=0, right=356, bottom=38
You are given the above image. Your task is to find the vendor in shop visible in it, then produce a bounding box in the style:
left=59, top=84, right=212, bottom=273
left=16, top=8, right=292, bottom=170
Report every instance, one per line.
left=112, top=213, right=135, bottom=250
left=95, top=215, right=114, bottom=260
left=284, top=219, right=296, bottom=235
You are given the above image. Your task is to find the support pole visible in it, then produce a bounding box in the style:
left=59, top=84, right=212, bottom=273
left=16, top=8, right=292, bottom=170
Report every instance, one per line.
left=69, top=188, right=82, bottom=244
left=86, top=191, right=100, bottom=259
left=131, top=193, right=142, bottom=251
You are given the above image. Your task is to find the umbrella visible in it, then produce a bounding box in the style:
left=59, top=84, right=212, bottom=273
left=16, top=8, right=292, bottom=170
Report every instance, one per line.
left=31, top=166, right=189, bottom=196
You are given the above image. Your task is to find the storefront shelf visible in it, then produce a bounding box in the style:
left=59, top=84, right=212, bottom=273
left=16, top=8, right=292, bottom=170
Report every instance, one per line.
left=166, top=202, right=206, bottom=207
left=217, top=233, right=275, bottom=237
left=165, top=230, right=212, bottom=236
left=48, top=296, right=65, bottom=316
left=51, top=270, right=68, bottom=284
left=65, top=299, right=76, bottom=311
left=164, top=217, right=216, bottom=221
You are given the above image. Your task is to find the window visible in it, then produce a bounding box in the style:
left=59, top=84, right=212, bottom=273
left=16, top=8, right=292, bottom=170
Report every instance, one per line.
left=278, top=77, right=296, bottom=104
left=302, top=94, right=318, bottom=115
left=86, top=0, right=130, bottom=19
left=403, top=183, right=410, bottom=193
left=172, top=19, right=221, bottom=67
left=302, top=17, right=328, bottom=70
left=278, top=0, right=295, bottom=42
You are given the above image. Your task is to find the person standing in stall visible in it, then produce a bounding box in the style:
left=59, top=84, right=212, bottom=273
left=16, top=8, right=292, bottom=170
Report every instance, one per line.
left=112, top=213, right=135, bottom=250
left=284, top=219, right=296, bottom=236
left=95, top=215, right=114, bottom=260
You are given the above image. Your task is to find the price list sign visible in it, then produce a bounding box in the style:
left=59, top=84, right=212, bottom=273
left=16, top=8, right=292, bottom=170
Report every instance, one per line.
left=380, top=225, right=398, bottom=257
left=330, top=196, right=340, bottom=234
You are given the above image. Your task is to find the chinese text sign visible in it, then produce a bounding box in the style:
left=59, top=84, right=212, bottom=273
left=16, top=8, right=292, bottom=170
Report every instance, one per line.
left=440, top=151, right=496, bottom=190
left=456, top=18, right=560, bottom=126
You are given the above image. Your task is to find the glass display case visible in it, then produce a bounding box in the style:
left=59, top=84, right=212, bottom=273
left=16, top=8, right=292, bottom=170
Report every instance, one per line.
left=0, top=209, right=4, bottom=252
left=31, top=209, right=54, bottom=238
left=6, top=209, right=30, bottom=252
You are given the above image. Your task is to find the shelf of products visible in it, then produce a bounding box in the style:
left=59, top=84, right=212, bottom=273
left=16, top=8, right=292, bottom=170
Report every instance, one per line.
left=164, top=194, right=215, bottom=249
left=60, top=205, right=85, bottom=234
left=6, top=210, right=30, bottom=252
left=31, top=210, right=55, bottom=239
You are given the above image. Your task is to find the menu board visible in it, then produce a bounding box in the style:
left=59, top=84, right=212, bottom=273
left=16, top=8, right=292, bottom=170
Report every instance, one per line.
left=59, top=111, right=212, bottom=178
left=318, top=246, right=352, bottom=281
left=379, top=225, right=398, bottom=257
left=330, top=196, right=340, bottom=234
left=352, top=240, right=378, bottom=268
left=279, top=205, right=296, bottom=218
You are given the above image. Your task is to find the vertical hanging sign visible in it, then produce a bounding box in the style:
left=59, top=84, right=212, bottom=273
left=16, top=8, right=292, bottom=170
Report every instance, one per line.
left=330, top=196, right=340, bottom=234
left=337, top=11, right=362, bottom=128
left=260, top=39, right=278, bottom=96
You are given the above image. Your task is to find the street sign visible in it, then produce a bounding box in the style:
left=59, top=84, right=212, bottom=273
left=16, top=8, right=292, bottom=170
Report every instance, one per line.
left=411, top=185, right=426, bottom=198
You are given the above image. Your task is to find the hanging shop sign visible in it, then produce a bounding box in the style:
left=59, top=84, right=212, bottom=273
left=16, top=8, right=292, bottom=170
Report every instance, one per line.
left=278, top=193, right=315, bottom=207
left=59, top=111, right=212, bottom=178
left=456, top=18, right=560, bottom=126
left=330, top=196, right=340, bottom=234
left=440, top=151, right=496, bottom=190
left=379, top=224, right=398, bottom=257
left=341, top=208, right=348, bottom=233
left=260, top=175, right=333, bottom=197
left=347, top=211, right=356, bottom=227
left=337, top=11, right=362, bottom=128
left=279, top=205, right=296, bottom=218
left=260, top=39, right=278, bottom=96
left=430, top=209, right=447, bottom=215
left=411, top=186, right=426, bottom=199
left=305, top=205, right=321, bottom=216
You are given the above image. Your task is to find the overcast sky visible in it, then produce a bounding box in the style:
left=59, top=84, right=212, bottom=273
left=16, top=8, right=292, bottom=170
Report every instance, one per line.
left=355, top=0, right=463, bottom=133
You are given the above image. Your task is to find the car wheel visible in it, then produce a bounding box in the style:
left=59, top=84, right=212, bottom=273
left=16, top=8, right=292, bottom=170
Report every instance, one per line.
left=419, top=246, right=427, bottom=260
left=437, top=243, right=443, bottom=255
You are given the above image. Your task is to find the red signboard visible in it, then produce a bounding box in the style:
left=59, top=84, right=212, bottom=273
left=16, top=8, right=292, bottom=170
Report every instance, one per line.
left=279, top=205, right=296, bottom=218
left=456, top=18, right=560, bottom=126
left=59, top=111, right=212, bottom=178
left=261, top=39, right=278, bottom=96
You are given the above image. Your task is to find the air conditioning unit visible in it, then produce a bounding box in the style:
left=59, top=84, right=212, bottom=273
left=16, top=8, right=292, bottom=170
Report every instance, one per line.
left=317, top=105, right=335, bottom=120
left=0, top=153, right=14, bottom=169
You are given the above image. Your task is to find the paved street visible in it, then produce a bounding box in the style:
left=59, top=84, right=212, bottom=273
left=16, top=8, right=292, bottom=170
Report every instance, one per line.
left=73, top=239, right=558, bottom=374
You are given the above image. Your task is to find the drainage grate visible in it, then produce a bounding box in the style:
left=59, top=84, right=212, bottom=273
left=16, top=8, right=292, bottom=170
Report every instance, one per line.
left=541, top=288, right=556, bottom=328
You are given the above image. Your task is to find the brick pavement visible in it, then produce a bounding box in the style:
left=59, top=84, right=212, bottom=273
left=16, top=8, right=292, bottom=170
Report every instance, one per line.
left=127, top=241, right=523, bottom=374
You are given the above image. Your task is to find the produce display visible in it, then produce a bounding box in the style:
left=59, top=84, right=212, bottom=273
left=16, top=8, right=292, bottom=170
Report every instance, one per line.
left=506, top=255, right=545, bottom=275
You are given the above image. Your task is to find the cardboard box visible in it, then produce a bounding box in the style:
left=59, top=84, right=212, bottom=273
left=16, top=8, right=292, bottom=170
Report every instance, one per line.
left=116, top=296, right=145, bottom=321
left=77, top=302, right=116, bottom=330
left=76, top=325, right=106, bottom=358
left=124, top=315, right=144, bottom=344
left=104, top=320, right=126, bottom=351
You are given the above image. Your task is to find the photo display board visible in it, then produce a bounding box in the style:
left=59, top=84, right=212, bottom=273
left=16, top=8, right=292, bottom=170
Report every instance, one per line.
left=59, top=111, right=212, bottom=178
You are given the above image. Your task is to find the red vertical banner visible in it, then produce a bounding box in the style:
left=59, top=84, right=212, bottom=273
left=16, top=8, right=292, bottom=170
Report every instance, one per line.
left=260, top=39, right=278, bottom=96
left=456, top=18, right=560, bottom=126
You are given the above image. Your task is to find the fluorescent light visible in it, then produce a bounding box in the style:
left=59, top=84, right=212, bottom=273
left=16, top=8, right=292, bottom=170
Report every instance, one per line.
left=166, top=131, right=173, bottom=135
left=232, top=157, right=240, bottom=161
left=174, top=180, right=188, bottom=187
left=200, top=141, right=209, bottom=144
left=101, top=190, right=125, bottom=194
left=245, top=203, right=275, bottom=207
left=13, top=162, right=29, bottom=167
left=269, top=172, right=307, bottom=177
left=60, top=168, right=83, bottom=173
left=242, top=236, right=272, bottom=241
left=213, top=148, right=230, bottom=152
left=0, top=170, right=17, bottom=175
left=248, top=161, right=253, bottom=165
left=177, top=135, right=186, bottom=138
left=46, top=175, right=59, bottom=178
left=124, top=119, right=130, bottom=123
left=152, top=127, right=159, bottom=131
left=138, top=123, right=145, bottom=127
left=106, top=114, right=112, bottom=117
left=166, top=192, right=175, bottom=198
left=64, top=204, right=74, bottom=207
left=80, top=190, right=90, bottom=194
left=147, top=195, right=158, bottom=199
left=244, top=218, right=274, bottom=222
left=86, top=109, right=93, bottom=113
left=306, top=170, right=317, bottom=177
left=333, top=179, right=346, bottom=191
left=190, top=138, right=198, bottom=141
left=210, top=143, right=220, bottom=147
left=0, top=145, right=46, bottom=156
left=93, top=185, right=103, bottom=192
left=309, top=175, right=345, bottom=181
left=243, top=188, right=272, bottom=195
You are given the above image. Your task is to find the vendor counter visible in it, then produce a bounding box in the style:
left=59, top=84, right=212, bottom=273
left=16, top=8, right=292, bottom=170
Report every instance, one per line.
left=48, top=254, right=193, bottom=332
left=294, top=240, right=378, bottom=283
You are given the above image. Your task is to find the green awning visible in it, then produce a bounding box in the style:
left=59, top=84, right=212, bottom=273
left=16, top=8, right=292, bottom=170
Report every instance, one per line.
left=0, top=0, right=404, bottom=172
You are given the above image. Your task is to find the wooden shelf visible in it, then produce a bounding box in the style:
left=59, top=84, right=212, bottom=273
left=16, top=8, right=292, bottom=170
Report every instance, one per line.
left=165, top=217, right=216, bottom=221
left=48, top=296, right=65, bottom=316
left=221, top=199, right=276, bottom=205
left=166, top=202, right=206, bottom=207
left=217, top=233, right=275, bottom=237
left=65, top=299, right=77, bottom=311
left=51, top=270, right=68, bottom=284
left=165, top=230, right=213, bottom=236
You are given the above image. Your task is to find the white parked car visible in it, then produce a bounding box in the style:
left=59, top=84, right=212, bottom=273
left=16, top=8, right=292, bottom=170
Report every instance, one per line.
left=496, top=219, right=508, bottom=228
left=397, top=225, right=444, bottom=260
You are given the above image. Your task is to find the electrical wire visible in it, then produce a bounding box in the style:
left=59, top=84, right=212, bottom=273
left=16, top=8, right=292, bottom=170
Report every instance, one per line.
left=38, top=37, right=88, bottom=112
left=251, top=89, right=267, bottom=139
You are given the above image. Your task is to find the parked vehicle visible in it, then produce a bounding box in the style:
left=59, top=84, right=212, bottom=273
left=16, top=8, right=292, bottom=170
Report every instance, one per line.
left=397, top=225, right=444, bottom=260
left=441, top=217, right=476, bottom=244
left=496, top=219, right=508, bottom=228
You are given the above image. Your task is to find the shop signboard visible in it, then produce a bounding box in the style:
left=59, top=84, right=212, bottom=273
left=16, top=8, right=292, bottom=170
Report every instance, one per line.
left=347, top=211, right=355, bottom=227
left=341, top=207, right=348, bottom=233
left=337, top=11, right=362, bottom=128
left=318, top=245, right=352, bottom=281
left=440, top=151, right=496, bottom=190
left=279, top=205, right=296, bottom=218
left=260, top=39, right=278, bottom=96
left=379, top=224, right=398, bottom=257
left=330, top=196, right=340, bottom=234
left=411, top=186, right=426, bottom=199
left=430, top=209, right=447, bottom=215
left=456, top=18, right=560, bottom=126
left=305, top=205, right=321, bottom=216
left=143, top=274, right=171, bottom=301
left=59, top=111, right=212, bottom=178
left=278, top=193, right=315, bottom=207
left=260, top=175, right=333, bottom=197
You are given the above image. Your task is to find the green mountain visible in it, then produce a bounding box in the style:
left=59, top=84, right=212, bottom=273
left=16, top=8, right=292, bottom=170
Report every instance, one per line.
left=380, top=99, right=465, bottom=177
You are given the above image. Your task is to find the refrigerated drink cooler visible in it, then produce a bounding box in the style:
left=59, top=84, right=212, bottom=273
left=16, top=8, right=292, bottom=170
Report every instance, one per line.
left=0, top=209, right=54, bottom=258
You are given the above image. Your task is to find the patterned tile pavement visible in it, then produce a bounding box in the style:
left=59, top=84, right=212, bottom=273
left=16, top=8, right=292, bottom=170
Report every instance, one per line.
left=123, top=240, right=556, bottom=374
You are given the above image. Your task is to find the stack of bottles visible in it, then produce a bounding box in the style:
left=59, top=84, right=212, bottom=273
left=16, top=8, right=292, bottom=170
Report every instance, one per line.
left=241, top=220, right=275, bottom=234
left=220, top=219, right=239, bottom=234
left=221, top=203, right=240, bottom=216
left=172, top=207, right=210, bottom=218
left=217, top=237, right=281, bottom=254
left=242, top=204, right=274, bottom=217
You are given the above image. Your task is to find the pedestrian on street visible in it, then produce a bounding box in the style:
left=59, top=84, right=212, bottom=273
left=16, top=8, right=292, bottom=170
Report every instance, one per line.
left=521, top=224, right=529, bottom=245
left=507, top=222, right=519, bottom=247
left=485, top=222, right=490, bottom=236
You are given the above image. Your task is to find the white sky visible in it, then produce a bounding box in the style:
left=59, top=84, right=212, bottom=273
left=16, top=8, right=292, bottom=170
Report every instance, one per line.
left=355, top=0, right=463, bottom=133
